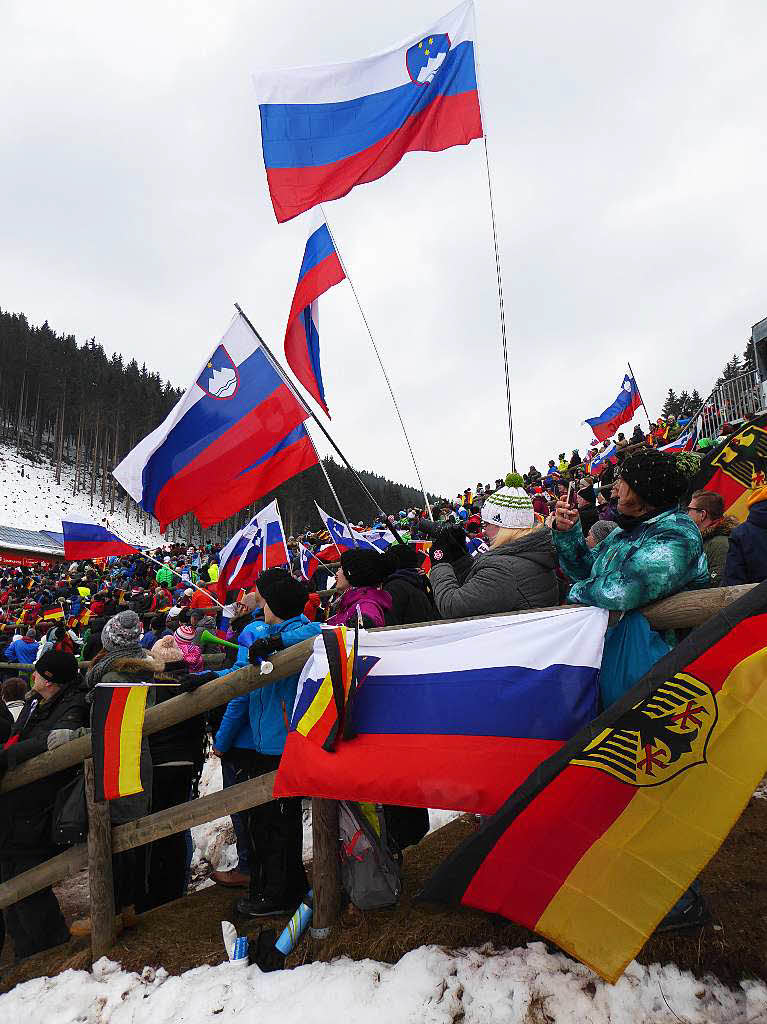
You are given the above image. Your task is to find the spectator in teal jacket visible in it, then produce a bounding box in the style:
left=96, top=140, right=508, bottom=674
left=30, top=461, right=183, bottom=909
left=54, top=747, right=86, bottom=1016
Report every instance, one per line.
left=554, top=448, right=708, bottom=707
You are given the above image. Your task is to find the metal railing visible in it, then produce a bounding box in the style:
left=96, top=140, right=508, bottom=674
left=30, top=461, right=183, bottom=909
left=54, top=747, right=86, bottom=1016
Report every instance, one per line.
left=700, top=369, right=763, bottom=440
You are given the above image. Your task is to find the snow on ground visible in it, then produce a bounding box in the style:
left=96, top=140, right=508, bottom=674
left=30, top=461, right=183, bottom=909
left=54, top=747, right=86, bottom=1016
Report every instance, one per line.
left=3, top=943, right=765, bottom=1024
left=0, top=444, right=165, bottom=546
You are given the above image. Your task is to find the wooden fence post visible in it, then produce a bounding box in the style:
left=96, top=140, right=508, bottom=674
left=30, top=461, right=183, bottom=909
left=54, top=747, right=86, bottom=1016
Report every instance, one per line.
left=84, top=758, right=116, bottom=957
left=311, top=798, right=340, bottom=945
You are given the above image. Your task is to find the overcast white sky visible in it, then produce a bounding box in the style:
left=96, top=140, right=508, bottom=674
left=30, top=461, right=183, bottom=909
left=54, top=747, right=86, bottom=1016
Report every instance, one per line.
left=2, top=1, right=766, bottom=501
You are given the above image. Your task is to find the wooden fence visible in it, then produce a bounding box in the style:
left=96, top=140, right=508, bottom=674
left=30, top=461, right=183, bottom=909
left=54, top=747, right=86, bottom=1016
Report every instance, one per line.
left=0, top=584, right=756, bottom=959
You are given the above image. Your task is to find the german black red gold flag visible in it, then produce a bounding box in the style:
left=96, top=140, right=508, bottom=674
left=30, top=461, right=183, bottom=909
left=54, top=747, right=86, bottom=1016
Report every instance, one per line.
left=91, top=685, right=149, bottom=801
left=694, top=412, right=767, bottom=522
left=291, top=626, right=357, bottom=751
left=421, top=581, right=767, bottom=982
left=41, top=605, right=64, bottom=622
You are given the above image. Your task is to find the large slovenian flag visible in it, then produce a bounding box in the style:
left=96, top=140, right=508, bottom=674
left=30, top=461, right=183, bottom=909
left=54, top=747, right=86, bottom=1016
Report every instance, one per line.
left=113, top=313, right=317, bottom=530
left=217, top=500, right=290, bottom=599
left=315, top=503, right=379, bottom=553
left=585, top=374, right=642, bottom=442
left=275, top=606, right=607, bottom=813
left=62, top=516, right=138, bottom=561
left=253, top=1, right=483, bottom=223
left=285, top=214, right=345, bottom=415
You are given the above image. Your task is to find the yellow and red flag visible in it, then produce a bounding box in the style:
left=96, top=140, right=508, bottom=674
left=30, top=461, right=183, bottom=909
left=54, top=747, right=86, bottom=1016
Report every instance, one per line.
left=91, top=684, right=149, bottom=801
left=695, top=412, right=767, bottom=522
left=40, top=605, right=64, bottom=622
left=422, top=580, right=767, bottom=982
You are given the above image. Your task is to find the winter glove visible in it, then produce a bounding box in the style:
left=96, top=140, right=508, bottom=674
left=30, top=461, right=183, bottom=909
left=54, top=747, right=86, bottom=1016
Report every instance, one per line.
left=429, top=525, right=468, bottom=566
left=47, top=726, right=89, bottom=751
left=179, top=670, right=219, bottom=693
left=248, top=636, right=285, bottom=665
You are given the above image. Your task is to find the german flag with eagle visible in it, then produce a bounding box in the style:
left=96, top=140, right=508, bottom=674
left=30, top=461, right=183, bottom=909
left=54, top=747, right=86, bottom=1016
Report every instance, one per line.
left=694, top=412, right=767, bottom=522
left=421, top=580, right=767, bottom=982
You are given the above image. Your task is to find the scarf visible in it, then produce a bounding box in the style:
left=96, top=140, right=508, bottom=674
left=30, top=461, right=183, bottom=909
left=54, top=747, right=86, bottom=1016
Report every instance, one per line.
left=85, top=642, right=148, bottom=692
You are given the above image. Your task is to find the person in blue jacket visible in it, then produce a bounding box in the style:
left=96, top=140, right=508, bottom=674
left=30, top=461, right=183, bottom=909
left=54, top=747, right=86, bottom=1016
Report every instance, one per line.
left=214, top=568, right=321, bottom=918
left=4, top=628, right=40, bottom=667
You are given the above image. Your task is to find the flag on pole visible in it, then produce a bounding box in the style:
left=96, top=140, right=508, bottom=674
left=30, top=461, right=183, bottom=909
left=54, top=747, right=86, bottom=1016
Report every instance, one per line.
left=253, top=1, right=483, bottom=223
left=315, top=504, right=379, bottom=552
left=421, top=582, right=767, bottom=983
left=113, top=313, right=317, bottom=530
left=585, top=374, right=642, bottom=442
left=658, top=419, right=699, bottom=454
left=91, top=683, right=151, bottom=801
left=284, top=214, right=345, bottom=415
left=275, top=607, right=607, bottom=812
left=61, top=516, right=138, bottom=561
left=217, top=500, right=290, bottom=600
left=298, top=541, right=321, bottom=582
left=692, top=413, right=767, bottom=523
left=587, top=444, right=617, bottom=476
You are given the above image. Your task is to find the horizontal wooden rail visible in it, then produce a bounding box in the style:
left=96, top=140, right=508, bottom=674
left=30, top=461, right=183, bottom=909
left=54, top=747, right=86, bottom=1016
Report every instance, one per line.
left=0, top=771, right=278, bottom=910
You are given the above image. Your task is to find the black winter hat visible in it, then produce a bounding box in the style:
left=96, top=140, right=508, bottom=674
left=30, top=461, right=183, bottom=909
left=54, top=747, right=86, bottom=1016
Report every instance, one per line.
left=255, top=569, right=308, bottom=621
left=35, top=650, right=79, bottom=687
left=382, top=543, right=419, bottom=573
left=619, top=449, right=688, bottom=510
left=340, top=549, right=386, bottom=587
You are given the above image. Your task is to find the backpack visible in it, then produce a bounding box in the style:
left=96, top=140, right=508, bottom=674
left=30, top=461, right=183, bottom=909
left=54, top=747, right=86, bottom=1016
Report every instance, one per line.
left=338, top=801, right=401, bottom=910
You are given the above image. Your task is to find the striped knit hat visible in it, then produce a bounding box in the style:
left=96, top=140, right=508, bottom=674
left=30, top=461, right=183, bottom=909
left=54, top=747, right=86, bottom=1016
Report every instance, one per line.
left=480, top=486, right=535, bottom=529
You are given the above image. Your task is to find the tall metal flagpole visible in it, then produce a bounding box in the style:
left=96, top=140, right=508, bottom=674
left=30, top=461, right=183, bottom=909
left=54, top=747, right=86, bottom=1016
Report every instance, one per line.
left=319, top=204, right=433, bottom=521
left=234, top=303, right=387, bottom=524
left=472, top=8, right=516, bottom=472
left=627, top=361, right=653, bottom=430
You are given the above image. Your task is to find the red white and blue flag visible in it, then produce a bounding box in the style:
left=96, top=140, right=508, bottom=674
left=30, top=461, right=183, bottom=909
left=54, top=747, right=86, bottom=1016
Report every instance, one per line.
left=588, top=444, right=618, bottom=476
left=253, top=2, right=483, bottom=223
left=61, top=517, right=138, bottom=561
left=585, top=374, right=642, bottom=442
left=113, top=313, right=317, bottom=530
left=217, top=499, right=290, bottom=599
left=659, top=420, right=699, bottom=454
left=275, top=607, right=608, bottom=811
left=284, top=215, right=345, bottom=416
left=315, top=503, right=379, bottom=553
left=298, top=541, right=322, bottom=582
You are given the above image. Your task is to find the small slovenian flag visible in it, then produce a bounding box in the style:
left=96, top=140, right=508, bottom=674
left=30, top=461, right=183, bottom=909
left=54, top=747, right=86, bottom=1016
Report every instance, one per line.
left=659, top=420, right=699, bottom=454
left=61, top=516, right=138, bottom=561
left=585, top=375, right=642, bottom=443
left=284, top=214, right=345, bottom=416
left=298, top=541, right=321, bottom=582
left=217, top=499, right=290, bottom=600
left=315, top=504, right=379, bottom=553
left=253, top=1, right=483, bottom=223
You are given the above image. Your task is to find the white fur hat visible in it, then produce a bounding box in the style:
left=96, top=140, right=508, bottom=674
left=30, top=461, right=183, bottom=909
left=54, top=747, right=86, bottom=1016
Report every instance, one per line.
left=480, top=486, right=535, bottom=529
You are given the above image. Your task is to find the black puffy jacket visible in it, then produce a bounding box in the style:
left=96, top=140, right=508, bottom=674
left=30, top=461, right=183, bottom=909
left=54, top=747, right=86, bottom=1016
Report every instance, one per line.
left=383, top=569, right=437, bottom=625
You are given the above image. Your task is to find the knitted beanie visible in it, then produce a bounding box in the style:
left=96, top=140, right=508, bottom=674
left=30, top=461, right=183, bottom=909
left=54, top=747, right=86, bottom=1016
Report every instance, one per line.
left=339, top=549, right=387, bottom=588
left=255, top=568, right=308, bottom=620
left=481, top=474, right=535, bottom=529
left=102, top=610, right=143, bottom=652
left=619, top=449, right=689, bottom=510
left=175, top=624, right=197, bottom=644
left=151, top=634, right=184, bottom=668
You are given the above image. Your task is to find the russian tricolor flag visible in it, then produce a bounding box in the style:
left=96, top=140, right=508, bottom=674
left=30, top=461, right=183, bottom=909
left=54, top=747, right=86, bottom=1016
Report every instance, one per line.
left=284, top=216, right=345, bottom=415
left=62, top=516, right=138, bottom=561
left=585, top=375, right=642, bottom=443
left=113, top=313, right=317, bottom=530
left=253, top=2, right=483, bottom=223
left=217, top=500, right=290, bottom=599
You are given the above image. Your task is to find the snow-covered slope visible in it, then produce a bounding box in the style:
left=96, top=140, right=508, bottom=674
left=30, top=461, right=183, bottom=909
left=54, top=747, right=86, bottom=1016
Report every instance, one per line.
left=0, top=445, right=166, bottom=547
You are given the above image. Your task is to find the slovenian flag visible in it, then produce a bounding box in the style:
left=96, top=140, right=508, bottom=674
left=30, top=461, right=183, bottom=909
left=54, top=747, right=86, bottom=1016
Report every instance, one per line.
left=217, top=499, right=290, bottom=600
left=113, top=312, right=317, bottom=530
left=315, top=503, right=380, bottom=553
left=253, top=1, right=483, bottom=223
left=587, top=444, right=618, bottom=476
left=62, top=516, right=138, bottom=561
left=285, top=215, right=345, bottom=416
left=275, top=606, right=607, bottom=812
left=298, top=541, right=322, bottom=582
left=659, top=420, right=699, bottom=454
left=585, top=374, right=642, bottom=442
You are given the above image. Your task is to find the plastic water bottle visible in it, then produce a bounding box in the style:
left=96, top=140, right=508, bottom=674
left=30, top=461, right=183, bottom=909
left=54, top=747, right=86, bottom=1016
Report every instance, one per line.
left=275, top=891, right=313, bottom=955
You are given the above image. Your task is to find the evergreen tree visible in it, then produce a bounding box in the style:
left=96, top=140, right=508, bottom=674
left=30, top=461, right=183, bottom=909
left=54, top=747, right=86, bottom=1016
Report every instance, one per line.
left=661, top=388, right=678, bottom=418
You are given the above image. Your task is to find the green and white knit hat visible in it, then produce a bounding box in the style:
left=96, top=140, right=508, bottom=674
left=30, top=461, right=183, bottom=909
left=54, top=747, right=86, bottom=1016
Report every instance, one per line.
left=481, top=476, right=535, bottom=530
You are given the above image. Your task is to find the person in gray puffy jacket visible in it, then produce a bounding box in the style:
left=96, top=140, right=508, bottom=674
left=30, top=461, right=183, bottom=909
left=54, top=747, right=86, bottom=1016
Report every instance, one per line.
left=430, top=478, right=558, bottom=618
